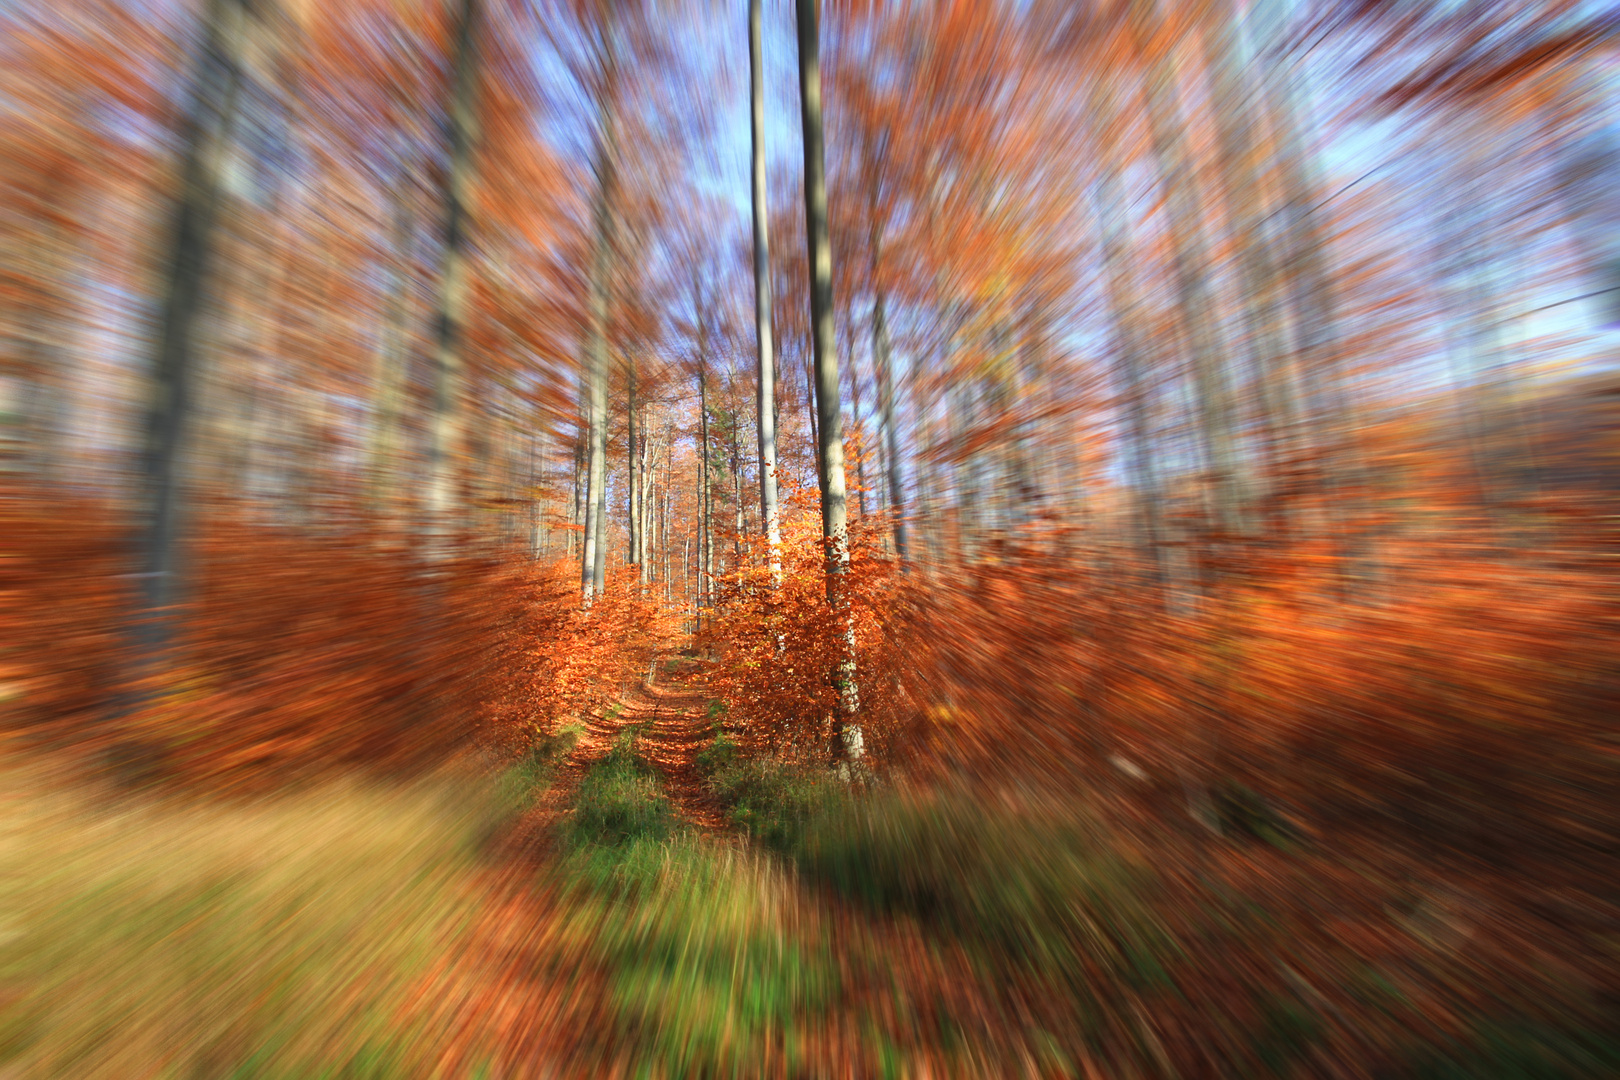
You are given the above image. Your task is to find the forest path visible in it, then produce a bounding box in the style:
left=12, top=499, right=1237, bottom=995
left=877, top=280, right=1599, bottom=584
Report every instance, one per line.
left=497, top=650, right=728, bottom=860
left=601, top=654, right=730, bottom=833
left=426, top=652, right=730, bottom=1077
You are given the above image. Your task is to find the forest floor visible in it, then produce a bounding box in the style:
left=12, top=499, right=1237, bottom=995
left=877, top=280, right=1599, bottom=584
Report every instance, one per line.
left=426, top=653, right=750, bottom=1078
left=541, top=654, right=730, bottom=835
left=3, top=649, right=1613, bottom=1079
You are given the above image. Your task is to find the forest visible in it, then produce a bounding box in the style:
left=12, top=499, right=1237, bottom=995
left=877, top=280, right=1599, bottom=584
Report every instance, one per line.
left=1, top=0, right=1617, bottom=1076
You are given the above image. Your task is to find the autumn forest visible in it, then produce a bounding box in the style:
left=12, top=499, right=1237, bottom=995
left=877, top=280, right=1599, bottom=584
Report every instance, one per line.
left=2, top=0, right=1618, bottom=1076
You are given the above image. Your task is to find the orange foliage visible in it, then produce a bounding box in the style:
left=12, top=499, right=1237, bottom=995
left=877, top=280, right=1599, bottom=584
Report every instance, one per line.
left=705, top=481, right=922, bottom=763
left=1, top=483, right=665, bottom=791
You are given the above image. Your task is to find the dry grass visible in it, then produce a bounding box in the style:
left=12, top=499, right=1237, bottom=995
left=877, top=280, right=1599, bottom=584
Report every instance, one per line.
left=0, top=751, right=500, bottom=1079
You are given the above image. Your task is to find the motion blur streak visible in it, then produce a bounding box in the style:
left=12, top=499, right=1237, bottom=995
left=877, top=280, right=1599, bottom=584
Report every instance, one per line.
left=1, top=0, right=1616, bottom=1076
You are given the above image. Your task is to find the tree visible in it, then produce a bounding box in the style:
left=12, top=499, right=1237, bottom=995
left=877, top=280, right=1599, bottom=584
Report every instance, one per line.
left=425, top=0, right=483, bottom=546
left=750, top=0, right=783, bottom=584
left=137, top=0, right=252, bottom=664
left=579, top=1, right=619, bottom=605
left=795, top=0, right=860, bottom=764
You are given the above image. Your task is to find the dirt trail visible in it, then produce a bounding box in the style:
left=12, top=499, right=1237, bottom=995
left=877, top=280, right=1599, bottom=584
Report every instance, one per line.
left=496, top=653, right=728, bottom=861
left=610, top=656, right=730, bottom=832
left=426, top=652, right=729, bottom=1077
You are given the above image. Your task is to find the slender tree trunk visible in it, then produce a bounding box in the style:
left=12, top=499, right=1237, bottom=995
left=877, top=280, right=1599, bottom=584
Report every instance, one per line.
left=425, top=0, right=481, bottom=546
left=576, top=437, right=589, bottom=563
left=1248, top=0, right=1367, bottom=578
left=1131, top=2, right=1245, bottom=564
left=796, top=0, right=860, bottom=764
left=368, top=151, right=415, bottom=519
left=1093, top=106, right=1167, bottom=596
left=804, top=350, right=819, bottom=455
left=732, top=433, right=744, bottom=577
left=750, top=0, right=784, bottom=584
left=627, top=358, right=640, bottom=572
left=1207, top=3, right=1303, bottom=531
left=137, top=0, right=248, bottom=667
left=580, top=9, right=617, bottom=605
left=635, top=419, right=654, bottom=585
left=593, top=433, right=608, bottom=588
left=697, top=358, right=711, bottom=626
left=845, top=330, right=867, bottom=518
left=869, top=190, right=907, bottom=563
left=664, top=438, right=674, bottom=602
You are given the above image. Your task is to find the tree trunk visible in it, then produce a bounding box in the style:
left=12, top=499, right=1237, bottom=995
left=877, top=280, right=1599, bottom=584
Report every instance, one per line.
left=1130, top=0, right=1245, bottom=576
left=697, top=357, right=711, bottom=625
left=796, top=0, right=860, bottom=764
left=425, top=0, right=481, bottom=547
left=137, top=0, right=249, bottom=666
left=732, top=432, right=744, bottom=577
left=869, top=187, right=907, bottom=564
left=627, top=358, right=640, bottom=571
left=1204, top=2, right=1303, bottom=532
left=368, top=150, right=415, bottom=520
left=570, top=436, right=582, bottom=558
left=845, top=329, right=867, bottom=518
left=750, top=0, right=784, bottom=584
left=580, top=8, right=617, bottom=605
left=1092, top=94, right=1167, bottom=596
left=664, top=439, right=674, bottom=602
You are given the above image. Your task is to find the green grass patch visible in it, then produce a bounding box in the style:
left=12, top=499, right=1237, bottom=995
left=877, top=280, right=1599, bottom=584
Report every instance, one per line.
left=698, top=736, right=837, bottom=854
left=566, top=728, right=672, bottom=849
left=566, top=838, right=837, bottom=1077
left=793, top=786, right=1167, bottom=984
left=1399, top=1021, right=1620, bottom=1080
left=494, top=722, right=582, bottom=815
left=556, top=738, right=838, bottom=1077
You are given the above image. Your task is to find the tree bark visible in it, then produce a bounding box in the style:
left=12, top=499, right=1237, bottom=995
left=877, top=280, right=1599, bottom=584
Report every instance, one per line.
left=750, top=0, right=784, bottom=584
left=795, top=0, right=860, bottom=763
left=697, top=351, right=711, bottom=626
left=137, top=0, right=249, bottom=664
left=425, top=0, right=481, bottom=546
left=869, top=173, right=907, bottom=564
left=367, top=145, right=415, bottom=520
left=1130, top=0, right=1245, bottom=569
left=580, top=5, right=617, bottom=605
left=1091, top=84, right=1167, bottom=597
left=627, top=358, right=640, bottom=572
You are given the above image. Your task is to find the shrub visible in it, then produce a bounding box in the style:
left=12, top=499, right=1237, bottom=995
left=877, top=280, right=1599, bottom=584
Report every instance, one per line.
left=693, top=730, right=739, bottom=776
left=494, top=723, right=581, bottom=815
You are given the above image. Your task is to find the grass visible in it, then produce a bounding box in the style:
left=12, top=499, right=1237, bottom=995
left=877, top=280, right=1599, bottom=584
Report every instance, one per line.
left=494, top=721, right=582, bottom=815
left=0, top=753, right=499, bottom=1078
left=564, top=727, right=673, bottom=850
left=15, top=719, right=1589, bottom=1079
left=794, top=786, right=1158, bottom=970
left=696, top=732, right=1155, bottom=982
left=554, top=738, right=837, bottom=1077
left=1401, top=1023, right=1620, bottom=1080
left=697, top=732, right=834, bottom=854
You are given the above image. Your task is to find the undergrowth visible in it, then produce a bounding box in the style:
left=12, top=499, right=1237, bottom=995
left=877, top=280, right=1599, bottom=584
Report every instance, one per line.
left=494, top=722, right=582, bottom=816
left=698, top=732, right=834, bottom=853
left=554, top=737, right=835, bottom=1077
left=564, top=727, right=672, bottom=850
left=0, top=755, right=500, bottom=1079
